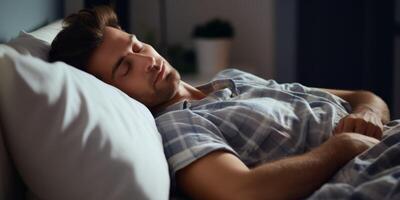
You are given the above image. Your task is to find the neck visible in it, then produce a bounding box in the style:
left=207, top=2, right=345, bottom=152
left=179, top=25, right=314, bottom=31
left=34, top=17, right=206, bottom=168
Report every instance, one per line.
left=151, top=81, right=206, bottom=114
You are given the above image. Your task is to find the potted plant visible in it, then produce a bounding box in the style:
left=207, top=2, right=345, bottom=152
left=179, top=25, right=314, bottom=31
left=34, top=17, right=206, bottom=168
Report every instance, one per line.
left=192, top=18, right=235, bottom=77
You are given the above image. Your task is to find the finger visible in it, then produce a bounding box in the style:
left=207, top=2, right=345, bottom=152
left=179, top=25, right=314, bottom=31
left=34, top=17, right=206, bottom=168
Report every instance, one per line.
left=372, top=126, right=383, bottom=140
left=343, top=118, right=355, bottom=132
left=365, top=123, right=377, bottom=138
left=354, top=119, right=367, bottom=134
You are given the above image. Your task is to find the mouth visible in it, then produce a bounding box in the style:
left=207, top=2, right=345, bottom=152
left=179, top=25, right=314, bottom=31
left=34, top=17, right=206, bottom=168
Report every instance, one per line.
left=153, top=61, right=165, bottom=86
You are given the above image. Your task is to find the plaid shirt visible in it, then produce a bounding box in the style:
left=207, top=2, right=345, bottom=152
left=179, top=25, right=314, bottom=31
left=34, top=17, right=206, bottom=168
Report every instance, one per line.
left=155, top=69, right=351, bottom=183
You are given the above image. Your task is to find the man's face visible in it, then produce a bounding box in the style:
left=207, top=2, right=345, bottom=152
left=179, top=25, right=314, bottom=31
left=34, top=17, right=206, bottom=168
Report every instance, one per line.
left=87, top=26, right=181, bottom=108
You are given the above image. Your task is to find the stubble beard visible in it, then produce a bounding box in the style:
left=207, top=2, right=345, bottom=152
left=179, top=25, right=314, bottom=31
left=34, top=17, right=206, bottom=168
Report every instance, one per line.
left=149, top=66, right=181, bottom=112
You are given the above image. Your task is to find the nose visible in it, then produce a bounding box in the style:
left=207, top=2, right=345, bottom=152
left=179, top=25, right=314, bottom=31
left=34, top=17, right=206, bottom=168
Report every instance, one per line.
left=127, top=53, right=158, bottom=72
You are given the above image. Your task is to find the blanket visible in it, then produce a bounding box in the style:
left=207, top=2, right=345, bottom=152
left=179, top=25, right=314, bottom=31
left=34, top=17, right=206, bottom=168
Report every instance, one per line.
left=309, top=120, right=400, bottom=200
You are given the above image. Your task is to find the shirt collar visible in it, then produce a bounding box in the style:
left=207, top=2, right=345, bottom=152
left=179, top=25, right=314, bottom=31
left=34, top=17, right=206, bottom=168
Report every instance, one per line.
left=154, top=78, right=238, bottom=117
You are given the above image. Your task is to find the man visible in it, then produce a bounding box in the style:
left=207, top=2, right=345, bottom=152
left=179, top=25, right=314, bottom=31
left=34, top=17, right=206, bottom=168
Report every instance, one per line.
left=49, top=6, right=390, bottom=199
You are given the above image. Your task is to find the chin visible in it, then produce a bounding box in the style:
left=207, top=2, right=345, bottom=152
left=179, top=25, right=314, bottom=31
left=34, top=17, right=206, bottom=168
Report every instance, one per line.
left=168, top=69, right=181, bottom=95
left=152, top=69, right=179, bottom=104
left=167, top=65, right=181, bottom=83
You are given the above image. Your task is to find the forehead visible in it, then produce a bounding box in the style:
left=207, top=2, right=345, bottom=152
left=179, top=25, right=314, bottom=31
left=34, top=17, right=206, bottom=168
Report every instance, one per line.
left=87, top=27, right=130, bottom=81
left=95, top=27, right=130, bottom=60
left=103, top=26, right=129, bottom=43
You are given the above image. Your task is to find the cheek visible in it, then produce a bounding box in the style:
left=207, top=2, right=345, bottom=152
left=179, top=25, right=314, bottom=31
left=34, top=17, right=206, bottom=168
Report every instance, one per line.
left=116, top=75, right=152, bottom=98
left=158, top=73, right=180, bottom=98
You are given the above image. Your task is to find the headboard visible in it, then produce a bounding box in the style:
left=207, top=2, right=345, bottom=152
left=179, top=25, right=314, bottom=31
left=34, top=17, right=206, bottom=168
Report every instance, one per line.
left=0, top=0, right=63, bottom=43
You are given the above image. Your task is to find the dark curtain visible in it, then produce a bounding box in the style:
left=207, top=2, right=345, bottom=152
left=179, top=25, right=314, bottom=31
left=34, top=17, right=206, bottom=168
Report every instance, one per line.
left=297, top=0, right=394, bottom=115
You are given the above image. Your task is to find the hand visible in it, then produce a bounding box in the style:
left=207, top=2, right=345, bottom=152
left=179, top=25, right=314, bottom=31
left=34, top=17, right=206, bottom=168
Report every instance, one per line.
left=327, top=132, right=379, bottom=162
left=329, top=132, right=380, bottom=159
left=333, top=108, right=383, bottom=139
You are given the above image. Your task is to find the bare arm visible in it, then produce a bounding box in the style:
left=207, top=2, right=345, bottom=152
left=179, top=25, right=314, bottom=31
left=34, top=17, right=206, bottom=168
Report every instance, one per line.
left=177, top=133, right=378, bottom=200
left=319, top=88, right=390, bottom=139
left=320, top=88, right=390, bottom=124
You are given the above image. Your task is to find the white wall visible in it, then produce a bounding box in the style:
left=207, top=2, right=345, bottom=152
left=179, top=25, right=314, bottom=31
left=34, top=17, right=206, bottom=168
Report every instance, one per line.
left=130, top=0, right=275, bottom=79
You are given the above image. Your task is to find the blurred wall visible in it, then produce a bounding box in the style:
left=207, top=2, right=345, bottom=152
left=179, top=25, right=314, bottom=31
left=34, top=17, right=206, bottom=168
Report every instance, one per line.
left=65, top=0, right=84, bottom=16
left=129, top=0, right=275, bottom=79
left=0, top=0, right=63, bottom=42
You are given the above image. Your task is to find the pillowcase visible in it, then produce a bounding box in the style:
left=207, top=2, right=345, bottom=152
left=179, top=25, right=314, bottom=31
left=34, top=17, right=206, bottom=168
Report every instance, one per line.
left=6, top=31, right=50, bottom=60
left=29, top=20, right=63, bottom=43
left=0, top=123, right=25, bottom=200
left=0, top=45, right=170, bottom=200
left=6, top=20, right=62, bottom=61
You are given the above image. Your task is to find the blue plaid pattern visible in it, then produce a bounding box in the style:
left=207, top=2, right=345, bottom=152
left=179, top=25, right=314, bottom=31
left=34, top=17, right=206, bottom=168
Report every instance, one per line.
left=308, top=120, right=400, bottom=200
left=155, top=69, right=351, bottom=180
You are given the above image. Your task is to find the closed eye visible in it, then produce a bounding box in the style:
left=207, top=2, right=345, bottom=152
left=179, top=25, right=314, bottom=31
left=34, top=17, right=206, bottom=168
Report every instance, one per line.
left=121, top=61, right=130, bottom=76
left=112, top=56, right=125, bottom=80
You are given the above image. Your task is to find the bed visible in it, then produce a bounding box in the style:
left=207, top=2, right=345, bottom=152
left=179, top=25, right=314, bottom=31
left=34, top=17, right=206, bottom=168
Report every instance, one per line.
left=2, top=6, right=400, bottom=200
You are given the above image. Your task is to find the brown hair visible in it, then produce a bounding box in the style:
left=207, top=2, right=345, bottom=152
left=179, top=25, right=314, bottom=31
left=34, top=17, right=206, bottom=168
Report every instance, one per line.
left=49, top=6, right=121, bottom=71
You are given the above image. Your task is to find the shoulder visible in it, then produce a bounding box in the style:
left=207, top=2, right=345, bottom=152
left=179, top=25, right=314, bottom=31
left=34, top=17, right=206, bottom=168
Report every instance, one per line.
left=155, top=109, right=239, bottom=179
left=214, top=68, right=284, bottom=91
left=155, top=109, right=220, bottom=134
left=214, top=68, right=248, bottom=78
left=214, top=68, right=265, bottom=82
left=214, top=68, right=277, bottom=86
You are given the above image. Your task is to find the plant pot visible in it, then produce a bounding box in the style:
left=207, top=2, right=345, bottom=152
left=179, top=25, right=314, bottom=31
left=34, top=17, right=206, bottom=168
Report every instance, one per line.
left=194, top=38, right=232, bottom=77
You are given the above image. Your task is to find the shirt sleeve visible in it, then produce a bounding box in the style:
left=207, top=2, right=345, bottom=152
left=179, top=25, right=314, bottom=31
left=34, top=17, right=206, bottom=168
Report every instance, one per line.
left=155, top=109, right=238, bottom=180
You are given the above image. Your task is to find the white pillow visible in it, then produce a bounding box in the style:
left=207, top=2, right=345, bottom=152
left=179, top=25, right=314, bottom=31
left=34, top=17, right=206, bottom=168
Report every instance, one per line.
left=6, top=20, right=62, bottom=61
left=29, top=20, right=63, bottom=43
left=0, top=45, right=170, bottom=200
left=0, top=123, right=25, bottom=200
left=6, top=31, right=50, bottom=60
